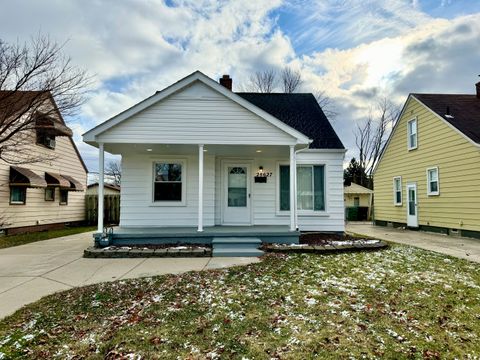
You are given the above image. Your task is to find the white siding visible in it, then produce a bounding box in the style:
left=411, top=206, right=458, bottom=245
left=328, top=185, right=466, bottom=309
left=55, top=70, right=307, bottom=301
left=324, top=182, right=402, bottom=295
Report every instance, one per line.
left=96, top=81, right=296, bottom=145
left=120, top=153, right=215, bottom=227
left=129, top=150, right=345, bottom=231
left=0, top=136, right=87, bottom=229
left=296, top=151, right=345, bottom=232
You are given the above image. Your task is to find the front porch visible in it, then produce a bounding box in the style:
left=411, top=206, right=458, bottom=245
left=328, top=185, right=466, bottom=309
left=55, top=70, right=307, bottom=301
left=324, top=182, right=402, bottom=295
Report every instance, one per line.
left=96, top=225, right=300, bottom=247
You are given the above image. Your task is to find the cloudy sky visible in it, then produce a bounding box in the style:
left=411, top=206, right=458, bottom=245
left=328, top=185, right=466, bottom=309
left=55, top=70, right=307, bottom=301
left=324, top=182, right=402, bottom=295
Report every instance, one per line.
left=1, top=0, right=480, bottom=171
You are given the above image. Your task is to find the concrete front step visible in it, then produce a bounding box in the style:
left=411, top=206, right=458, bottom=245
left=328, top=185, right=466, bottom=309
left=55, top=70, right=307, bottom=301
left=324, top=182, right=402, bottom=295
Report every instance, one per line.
left=212, top=237, right=263, bottom=257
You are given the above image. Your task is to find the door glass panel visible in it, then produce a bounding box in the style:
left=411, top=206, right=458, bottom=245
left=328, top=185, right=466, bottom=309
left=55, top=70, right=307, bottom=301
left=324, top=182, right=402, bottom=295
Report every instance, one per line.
left=228, top=167, right=247, bottom=207
left=408, top=188, right=416, bottom=216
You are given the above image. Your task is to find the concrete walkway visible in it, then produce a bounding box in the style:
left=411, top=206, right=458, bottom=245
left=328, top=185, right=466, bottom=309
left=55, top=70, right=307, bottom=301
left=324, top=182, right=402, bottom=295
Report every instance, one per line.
left=0, top=232, right=259, bottom=319
left=347, top=222, right=480, bottom=263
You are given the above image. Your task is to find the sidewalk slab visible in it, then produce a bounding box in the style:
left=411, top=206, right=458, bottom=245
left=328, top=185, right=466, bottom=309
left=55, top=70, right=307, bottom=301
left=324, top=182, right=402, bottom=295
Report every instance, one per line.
left=0, top=277, right=71, bottom=319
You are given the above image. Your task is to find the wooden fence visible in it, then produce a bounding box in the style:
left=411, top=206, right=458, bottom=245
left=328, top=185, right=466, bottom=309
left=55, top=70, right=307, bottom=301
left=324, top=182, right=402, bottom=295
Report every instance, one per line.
left=85, top=194, right=120, bottom=225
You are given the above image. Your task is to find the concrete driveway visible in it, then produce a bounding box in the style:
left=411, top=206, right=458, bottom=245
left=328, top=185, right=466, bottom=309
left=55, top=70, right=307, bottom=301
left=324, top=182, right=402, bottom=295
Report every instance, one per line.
left=0, top=232, right=259, bottom=319
left=347, top=222, right=480, bottom=263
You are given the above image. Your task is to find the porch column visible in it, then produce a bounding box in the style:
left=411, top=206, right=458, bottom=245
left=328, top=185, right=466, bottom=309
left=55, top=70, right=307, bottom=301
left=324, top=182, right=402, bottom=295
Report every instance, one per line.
left=289, top=145, right=296, bottom=231
left=198, top=144, right=204, bottom=232
left=98, top=142, right=105, bottom=233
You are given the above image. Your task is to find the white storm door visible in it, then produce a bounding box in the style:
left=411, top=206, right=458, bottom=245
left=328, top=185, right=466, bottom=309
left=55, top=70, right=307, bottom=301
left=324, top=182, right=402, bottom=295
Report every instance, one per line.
left=406, top=183, right=418, bottom=227
left=223, top=163, right=251, bottom=225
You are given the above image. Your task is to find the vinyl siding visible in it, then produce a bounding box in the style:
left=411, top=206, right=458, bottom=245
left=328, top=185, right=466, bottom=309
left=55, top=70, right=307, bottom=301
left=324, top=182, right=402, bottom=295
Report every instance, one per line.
left=96, top=81, right=296, bottom=145
left=120, top=153, right=216, bottom=227
left=120, top=150, right=344, bottom=231
left=0, top=135, right=87, bottom=229
left=374, top=96, right=480, bottom=231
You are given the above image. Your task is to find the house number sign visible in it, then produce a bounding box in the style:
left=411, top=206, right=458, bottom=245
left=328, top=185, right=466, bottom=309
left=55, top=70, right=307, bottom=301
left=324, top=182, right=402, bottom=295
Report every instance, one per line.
left=255, top=171, right=272, bottom=177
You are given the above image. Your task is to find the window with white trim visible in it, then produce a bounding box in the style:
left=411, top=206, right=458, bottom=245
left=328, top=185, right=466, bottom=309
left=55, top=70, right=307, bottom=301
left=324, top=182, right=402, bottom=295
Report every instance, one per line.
left=279, top=164, right=325, bottom=212
left=153, top=162, right=183, bottom=202
left=427, top=167, right=439, bottom=196
left=407, top=118, right=417, bottom=150
left=393, top=176, right=402, bottom=205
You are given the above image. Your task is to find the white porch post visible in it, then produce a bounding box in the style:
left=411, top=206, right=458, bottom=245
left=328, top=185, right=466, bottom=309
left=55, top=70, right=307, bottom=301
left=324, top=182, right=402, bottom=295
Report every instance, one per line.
left=198, top=144, right=204, bottom=232
left=289, top=145, right=296, bottom=231
left=98, top=142, right=105, bottom=233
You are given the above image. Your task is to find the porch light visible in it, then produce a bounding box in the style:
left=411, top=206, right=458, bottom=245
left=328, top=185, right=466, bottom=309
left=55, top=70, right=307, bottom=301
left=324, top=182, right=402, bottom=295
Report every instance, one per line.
left=258, top=166, right=264, bottom=174
left=256, top=150, right=262, bottom=153
left=146, top=148, right=153, bottom=152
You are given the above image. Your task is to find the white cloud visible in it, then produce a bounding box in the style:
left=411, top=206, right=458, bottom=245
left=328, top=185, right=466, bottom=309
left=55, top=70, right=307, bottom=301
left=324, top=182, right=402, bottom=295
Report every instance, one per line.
left=1, top=1, right=479, bottom=170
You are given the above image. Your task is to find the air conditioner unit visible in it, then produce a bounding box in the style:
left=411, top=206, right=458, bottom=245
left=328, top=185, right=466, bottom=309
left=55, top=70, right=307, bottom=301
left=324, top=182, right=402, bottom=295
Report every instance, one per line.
left=47, top=138, right=56, bottom=149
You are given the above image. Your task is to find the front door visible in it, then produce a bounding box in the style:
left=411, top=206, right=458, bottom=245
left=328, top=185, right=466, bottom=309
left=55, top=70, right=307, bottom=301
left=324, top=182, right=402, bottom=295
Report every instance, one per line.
left=223, top=163, right=251, bottom=225
left=406, top=183, right=418, bottom=227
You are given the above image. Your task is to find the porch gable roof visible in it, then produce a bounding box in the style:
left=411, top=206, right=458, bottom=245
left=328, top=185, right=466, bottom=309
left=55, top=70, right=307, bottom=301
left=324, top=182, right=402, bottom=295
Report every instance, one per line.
left=83, top=71, right=312, bottom=145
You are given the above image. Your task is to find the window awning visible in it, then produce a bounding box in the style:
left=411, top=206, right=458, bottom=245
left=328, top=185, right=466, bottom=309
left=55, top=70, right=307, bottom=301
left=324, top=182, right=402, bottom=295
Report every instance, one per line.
left=61, top=174, right=84, bottom=191
left=36, top=114, right=73, bottom=137
left=9, top=166, right=47, bottom=188
left=45, top=172, right=70, bottom=188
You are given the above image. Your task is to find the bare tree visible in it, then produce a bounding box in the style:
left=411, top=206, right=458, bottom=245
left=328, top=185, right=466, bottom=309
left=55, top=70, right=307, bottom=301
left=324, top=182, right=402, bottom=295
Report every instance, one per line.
left=247, top=69, right=277, bottom=93
left=0, top=34, right=90, bottom=164
left=105, top=160, right=121, bottom=186
left=355, top=97, right=400, bottom=186
left=281, top=67, right=302, bottom=93
left=314, top=90, right=337, bottom=120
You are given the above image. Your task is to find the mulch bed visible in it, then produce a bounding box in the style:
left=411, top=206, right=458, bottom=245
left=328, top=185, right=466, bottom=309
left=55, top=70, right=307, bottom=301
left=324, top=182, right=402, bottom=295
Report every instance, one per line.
left=300, top=232, right=369, bottom=245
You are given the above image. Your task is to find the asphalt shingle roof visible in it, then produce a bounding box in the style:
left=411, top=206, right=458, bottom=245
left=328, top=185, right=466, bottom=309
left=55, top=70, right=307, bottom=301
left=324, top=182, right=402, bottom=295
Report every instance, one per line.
left=236, top=93, right=345, bottom=149
left=413, top=93, right=480, bottom=144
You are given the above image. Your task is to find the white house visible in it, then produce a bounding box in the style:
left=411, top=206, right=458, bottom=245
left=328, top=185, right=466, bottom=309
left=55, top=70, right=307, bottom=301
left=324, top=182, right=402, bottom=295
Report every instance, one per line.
left=83, top=71, right=345, bottom=248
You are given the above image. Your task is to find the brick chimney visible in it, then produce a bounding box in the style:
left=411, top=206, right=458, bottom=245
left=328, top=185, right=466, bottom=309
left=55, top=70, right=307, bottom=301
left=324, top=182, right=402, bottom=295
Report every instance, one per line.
left=476, top=80, right=480, bottom=99
left=219, top=75, right=232, bottom=90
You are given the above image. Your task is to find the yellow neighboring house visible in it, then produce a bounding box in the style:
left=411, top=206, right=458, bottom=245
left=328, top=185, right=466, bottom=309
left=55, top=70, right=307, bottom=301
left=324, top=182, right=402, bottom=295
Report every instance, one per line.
left=344, top=183, right=373, bottom=221
left=373, top=81, right=480, bottom=238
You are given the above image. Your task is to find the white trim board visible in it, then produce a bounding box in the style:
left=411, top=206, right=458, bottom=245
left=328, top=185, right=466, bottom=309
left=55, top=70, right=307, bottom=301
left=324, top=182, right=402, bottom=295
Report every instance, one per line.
left=83, top=71, right=311, bottom=145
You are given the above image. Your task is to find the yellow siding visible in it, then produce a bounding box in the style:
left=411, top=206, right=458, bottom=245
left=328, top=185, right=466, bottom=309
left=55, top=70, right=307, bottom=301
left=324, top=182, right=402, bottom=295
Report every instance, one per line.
left=344, top=193, right=371, bottom=207
left=374, top=97, right=480, bottom=231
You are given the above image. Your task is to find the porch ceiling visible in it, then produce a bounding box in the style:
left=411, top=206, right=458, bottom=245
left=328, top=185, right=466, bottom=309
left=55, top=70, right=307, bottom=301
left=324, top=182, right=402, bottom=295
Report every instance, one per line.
left=103, top=143, right=295, bottom=157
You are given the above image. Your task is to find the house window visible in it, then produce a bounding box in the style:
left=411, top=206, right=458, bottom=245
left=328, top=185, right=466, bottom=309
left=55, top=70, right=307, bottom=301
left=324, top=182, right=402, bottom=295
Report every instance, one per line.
left=45, top=187, right=55, bottom=201
left=354, top=196, right=360, bottom=207
left=36, top=129, right=56, bottom=149
left=153, top=162, right=183, bottom=202
left=59, top=189, right=68, bottom=205
left=279, top=164, right=325, bottom=212
left=427, top=167, right=439, bottom=196
left=393, top=176, right=402, bottom=206
left=407, top=118, right=417, bottom=150
left=10, top=186, right=26, bottom=204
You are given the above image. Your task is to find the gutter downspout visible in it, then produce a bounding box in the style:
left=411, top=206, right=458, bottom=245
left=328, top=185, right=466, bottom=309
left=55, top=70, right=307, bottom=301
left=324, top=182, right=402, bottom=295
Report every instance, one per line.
left=294, top=143, right=311, bottom=230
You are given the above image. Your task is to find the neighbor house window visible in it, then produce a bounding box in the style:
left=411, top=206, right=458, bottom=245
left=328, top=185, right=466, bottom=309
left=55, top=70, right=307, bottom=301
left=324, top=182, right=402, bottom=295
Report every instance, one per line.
left=59, top=189, right=68, bottom=205
left=354, top=196, right=360, bottom=207
left=45, top=187, right=55, bottom=201
left=407, top=118, right=417, bottom=150
left=427, top=167, right=439, bottom=196
left=153, top=162, right=184, bottom=203
left=279, top=164, right=325, bottom=212
left=393, top=176, right=402, bottom=206
left=10, top=186, right=26, bottom=204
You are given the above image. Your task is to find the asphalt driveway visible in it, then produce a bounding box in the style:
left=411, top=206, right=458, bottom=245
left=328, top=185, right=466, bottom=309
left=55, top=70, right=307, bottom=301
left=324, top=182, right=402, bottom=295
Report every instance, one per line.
left=0, top=232, right=259, bottom=319
left=347, top=222, right=480, bottom=263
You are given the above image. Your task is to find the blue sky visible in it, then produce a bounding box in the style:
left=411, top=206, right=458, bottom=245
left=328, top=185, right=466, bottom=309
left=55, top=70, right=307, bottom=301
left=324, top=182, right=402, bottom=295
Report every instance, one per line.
left=1, top=0, right=480, bottom=171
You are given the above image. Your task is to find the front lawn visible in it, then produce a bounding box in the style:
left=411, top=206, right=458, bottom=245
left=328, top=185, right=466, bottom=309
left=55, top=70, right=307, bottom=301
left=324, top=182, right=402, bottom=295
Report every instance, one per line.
left=1, top=245, right=479, bottom=359
left=0, top=225, right=96, bottom=249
